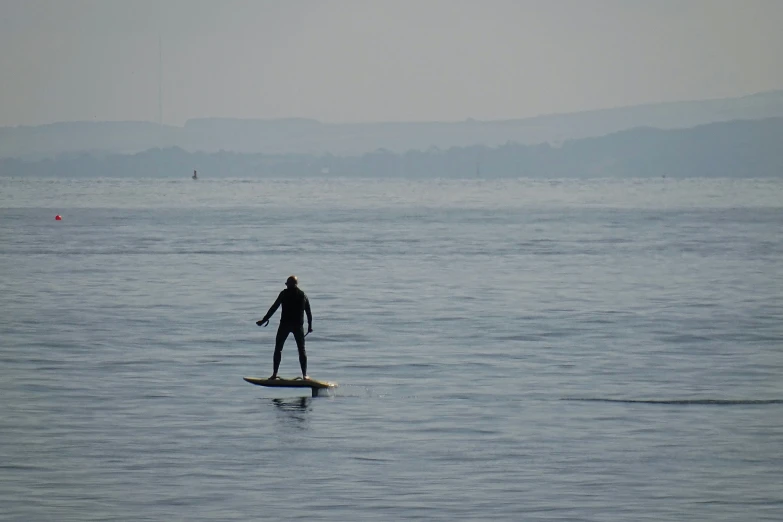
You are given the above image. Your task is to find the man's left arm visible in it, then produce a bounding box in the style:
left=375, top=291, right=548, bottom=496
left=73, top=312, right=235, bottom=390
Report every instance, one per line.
left=305, top=295, right=313, bottom=333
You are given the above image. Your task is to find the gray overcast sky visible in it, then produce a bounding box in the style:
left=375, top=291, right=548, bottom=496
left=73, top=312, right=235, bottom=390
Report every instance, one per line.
left=1, top=0, right=782, bottom=126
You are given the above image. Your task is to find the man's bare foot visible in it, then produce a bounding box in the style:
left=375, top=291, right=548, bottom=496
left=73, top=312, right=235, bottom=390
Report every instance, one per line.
left=269, top=375, right=279, bottom=380
left=303, top=375, right=310, bottom=380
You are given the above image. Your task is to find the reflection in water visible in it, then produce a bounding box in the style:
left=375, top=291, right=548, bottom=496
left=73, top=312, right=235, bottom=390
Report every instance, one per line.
left=272, top=397, right=311, bottom=412
left=271, top=397, right=311, bottom=428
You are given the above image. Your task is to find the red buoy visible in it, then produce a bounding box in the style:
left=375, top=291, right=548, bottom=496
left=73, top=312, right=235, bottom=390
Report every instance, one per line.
left=55, top=215, right=62, bottom=221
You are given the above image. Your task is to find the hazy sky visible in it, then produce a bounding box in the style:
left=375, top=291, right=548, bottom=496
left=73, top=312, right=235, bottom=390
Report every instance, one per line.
left=1, top=0, right=782, bottom=126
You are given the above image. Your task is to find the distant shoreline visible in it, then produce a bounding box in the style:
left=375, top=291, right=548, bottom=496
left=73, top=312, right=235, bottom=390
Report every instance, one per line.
left=2, top=118, right=782, bottom=179
left=1, top=90, right=781, bottom=160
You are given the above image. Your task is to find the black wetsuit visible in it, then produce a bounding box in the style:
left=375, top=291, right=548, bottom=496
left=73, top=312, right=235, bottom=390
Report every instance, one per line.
left=261, top=286, right=312, bottom=375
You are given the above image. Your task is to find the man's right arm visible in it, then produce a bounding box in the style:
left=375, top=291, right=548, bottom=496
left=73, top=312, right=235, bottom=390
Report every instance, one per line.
left=259, top=291, right=284, bottom=323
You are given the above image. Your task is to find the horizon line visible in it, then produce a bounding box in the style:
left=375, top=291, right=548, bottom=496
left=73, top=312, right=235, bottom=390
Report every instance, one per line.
left=2, top=88, right=781, bottom=129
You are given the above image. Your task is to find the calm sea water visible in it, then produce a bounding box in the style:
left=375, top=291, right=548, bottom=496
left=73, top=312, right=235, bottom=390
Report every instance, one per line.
left=1, top=177, right=782, bottom=521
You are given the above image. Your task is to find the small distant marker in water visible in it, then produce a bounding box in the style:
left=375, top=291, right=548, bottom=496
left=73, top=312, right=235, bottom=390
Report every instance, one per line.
left=55, top=215, right=62, bottom=221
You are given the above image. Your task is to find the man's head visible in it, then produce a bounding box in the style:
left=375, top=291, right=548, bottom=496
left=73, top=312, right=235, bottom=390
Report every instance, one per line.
left=285, top=275, right=298, bottom=288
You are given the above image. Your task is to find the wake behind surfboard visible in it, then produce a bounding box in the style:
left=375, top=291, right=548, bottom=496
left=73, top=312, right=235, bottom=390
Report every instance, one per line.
left=243, top=376, right=337, bottom=397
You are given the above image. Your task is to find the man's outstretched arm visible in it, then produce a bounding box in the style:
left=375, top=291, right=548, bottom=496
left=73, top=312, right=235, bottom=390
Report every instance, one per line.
left=257, top=292, right=283, bottom=326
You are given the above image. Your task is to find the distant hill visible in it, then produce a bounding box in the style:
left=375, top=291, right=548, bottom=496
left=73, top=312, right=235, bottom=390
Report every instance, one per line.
left=1, top=90, right=782, bottom=159
left=2, top=117, right=782, bottom=179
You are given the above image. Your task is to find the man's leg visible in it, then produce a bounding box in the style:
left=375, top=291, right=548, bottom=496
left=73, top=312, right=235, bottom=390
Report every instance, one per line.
left=272, top=326, right=289, bottom=378
left=292, top=326, right=308, bottom=378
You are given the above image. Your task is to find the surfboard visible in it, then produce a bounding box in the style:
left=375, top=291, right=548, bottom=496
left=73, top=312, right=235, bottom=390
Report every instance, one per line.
left=243, top=376, right=337, bottom=396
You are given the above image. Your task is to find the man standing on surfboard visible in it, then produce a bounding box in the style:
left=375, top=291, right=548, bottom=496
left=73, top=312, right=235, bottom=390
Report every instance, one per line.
left=257, top=275, right=313, bottom=380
